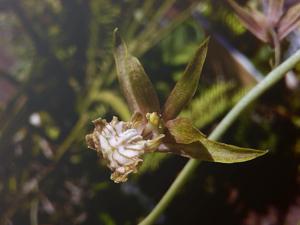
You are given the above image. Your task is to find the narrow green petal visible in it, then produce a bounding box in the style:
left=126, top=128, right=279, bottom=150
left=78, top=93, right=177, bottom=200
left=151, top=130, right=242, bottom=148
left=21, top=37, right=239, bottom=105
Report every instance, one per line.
left=113, top=28, right=160, bottom=115
left=162, top=38, right=209, bottom=121
left=165, top=117, right=268, bottom=163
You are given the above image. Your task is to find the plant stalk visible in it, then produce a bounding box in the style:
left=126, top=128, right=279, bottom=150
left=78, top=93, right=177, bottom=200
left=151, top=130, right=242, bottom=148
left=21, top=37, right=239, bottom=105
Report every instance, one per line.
left=138, top=48, right=300, bottom=225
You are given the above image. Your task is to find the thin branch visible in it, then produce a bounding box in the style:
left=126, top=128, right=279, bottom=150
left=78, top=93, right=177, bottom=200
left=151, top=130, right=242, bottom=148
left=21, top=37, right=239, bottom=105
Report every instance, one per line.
left=30, top=198, right=39, bottom=225
left=269, top=28, right=281, bottom=67
left=54, top=114, right=89, bottom=161
left=138, top=48, right=300, bottom=225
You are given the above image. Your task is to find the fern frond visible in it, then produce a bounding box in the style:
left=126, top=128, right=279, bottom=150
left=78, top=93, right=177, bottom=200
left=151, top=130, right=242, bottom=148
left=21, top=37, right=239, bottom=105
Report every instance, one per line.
left=181, top=82, right=236, bottom=128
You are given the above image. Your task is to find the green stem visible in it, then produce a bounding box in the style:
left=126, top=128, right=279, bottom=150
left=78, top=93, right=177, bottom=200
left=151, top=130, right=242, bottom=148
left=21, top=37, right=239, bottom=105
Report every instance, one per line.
left=54, top=114, right=89, bottom=161
left=138, top=49, right=300, bottom=225
left=30, top=198, right=39, bottom=225
left=269, top=28, right=281, bottom=68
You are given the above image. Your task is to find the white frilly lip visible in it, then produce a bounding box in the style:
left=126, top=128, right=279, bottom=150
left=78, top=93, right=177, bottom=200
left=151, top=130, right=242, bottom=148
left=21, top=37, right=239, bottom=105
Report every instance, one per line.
left=86, top=116, right=164, bottom=183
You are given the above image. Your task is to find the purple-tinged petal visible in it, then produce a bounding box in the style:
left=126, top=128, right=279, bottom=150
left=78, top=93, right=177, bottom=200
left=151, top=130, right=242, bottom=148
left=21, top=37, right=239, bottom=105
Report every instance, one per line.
left=278, top=3, right=300, bottom=40
left=228, top=0, right=270, bottom=43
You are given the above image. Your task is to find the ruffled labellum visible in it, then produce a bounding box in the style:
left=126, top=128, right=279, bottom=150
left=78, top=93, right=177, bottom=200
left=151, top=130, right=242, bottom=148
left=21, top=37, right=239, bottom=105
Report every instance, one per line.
left=86, top=115, right=164, bottom=183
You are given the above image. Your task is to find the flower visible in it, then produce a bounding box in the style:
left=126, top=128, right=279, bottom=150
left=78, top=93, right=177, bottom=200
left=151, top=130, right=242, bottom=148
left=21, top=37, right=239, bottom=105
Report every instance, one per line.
left=86, top=114, right=164, bottom=183
left=228, top=0, right=300, bottom=44
left=86, top=29, right=268, bottom=183
left=228, top=0, right=300, bottom=66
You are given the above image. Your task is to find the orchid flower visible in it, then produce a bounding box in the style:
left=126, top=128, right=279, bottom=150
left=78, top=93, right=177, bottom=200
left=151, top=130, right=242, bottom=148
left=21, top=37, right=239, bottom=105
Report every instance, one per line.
left=86, top=29, right=267, bottom=183
left=228, top=0, right=300, bottom=66
left=228, top=0, right=300, bottom=44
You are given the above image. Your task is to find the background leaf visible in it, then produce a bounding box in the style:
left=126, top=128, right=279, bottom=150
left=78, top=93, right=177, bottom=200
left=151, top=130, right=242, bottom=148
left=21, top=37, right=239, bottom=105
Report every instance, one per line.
left=181, top=82, right=237, bottom=128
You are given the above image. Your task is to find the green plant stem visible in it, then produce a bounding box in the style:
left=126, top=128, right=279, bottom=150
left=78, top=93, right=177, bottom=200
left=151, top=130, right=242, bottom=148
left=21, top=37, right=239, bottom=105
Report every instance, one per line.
left=54, top=114, right=89, bottom=161
left=269, top=28, right=281, bottom=68
left=138, top=49, right=300, bottom=225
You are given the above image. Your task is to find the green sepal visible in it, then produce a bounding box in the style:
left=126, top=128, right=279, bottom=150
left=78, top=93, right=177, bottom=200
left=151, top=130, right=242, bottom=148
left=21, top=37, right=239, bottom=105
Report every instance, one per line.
left=162, top=38, right=209, bottom=121
left=165, top=117, right=268, bottom=163
left=113, top=28, right=160, bottom=115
